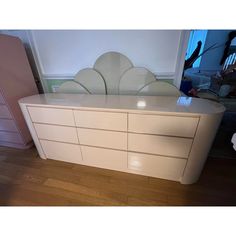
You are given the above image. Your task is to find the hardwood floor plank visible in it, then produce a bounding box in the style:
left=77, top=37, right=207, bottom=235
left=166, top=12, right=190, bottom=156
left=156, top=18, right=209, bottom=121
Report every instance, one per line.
left=17, top=181, right=125, bottom=206
left=0, top=184, right=71, bottom=206
left=44, top=178, right=128, bottom=205
left=78, top=175, right=168, bottom=204
left=0, top=146, right=235, bottom=206
left=127, top=197, right=167, bottom=206
left=0, top=175, right=12, bottom=184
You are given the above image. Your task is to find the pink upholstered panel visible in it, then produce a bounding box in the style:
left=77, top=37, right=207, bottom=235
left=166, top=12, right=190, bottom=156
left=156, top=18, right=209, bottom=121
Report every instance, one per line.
left=0, top=119, right=18, bottom=132
left=0, top=34, right=38, bottom=147
left=0, top=93, right=5, bottom=104
left=0, top=131, right=23, bottom=144
left=0, top=105, right=12, bottom=119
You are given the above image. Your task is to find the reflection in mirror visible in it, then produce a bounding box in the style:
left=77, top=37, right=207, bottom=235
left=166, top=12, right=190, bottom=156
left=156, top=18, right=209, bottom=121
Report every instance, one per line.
left=220, top=31, right=236, bottom=66
left=137, top=100, right=146, bottom=108
left=177, top=97, right=192, bottom=107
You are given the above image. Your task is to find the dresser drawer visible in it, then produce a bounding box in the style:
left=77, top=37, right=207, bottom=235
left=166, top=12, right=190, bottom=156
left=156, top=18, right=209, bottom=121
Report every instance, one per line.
left=74, top=110, right=127, bottom=131
left=28, top=106, right=75, bottom=126
left=0, top=93, right=5, bottom=104
left=0, top=119, right=18, bottom=132
left=0, top=131, right=23, bottom=144
left=40, top=140, right=82, bottom=164
left=0, top=105, right=12, bottom=119
left=81, top=146, right=127, bottom=171
left=34, top=123, right=78, bottom=144
left=77, top=128, right=127, bottom=150
left=129, top=114, right=199, bottom=138
left=128, top=133, right=192, bottom=158
left=128, top=152, right=187, bottom=181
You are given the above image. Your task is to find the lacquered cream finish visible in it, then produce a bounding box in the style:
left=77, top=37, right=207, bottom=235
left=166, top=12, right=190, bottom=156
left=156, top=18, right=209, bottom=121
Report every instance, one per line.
left=128, top=152, right=187, bottom=181
left=129, top=114, right=199, bottom=138
left=19, top=94, right=225, bottom=115
left=81, top=146, right=127, bottom=172
left=180, top=113, right=223, bottom=184
left=28, top=106, right=75, bottom=126
left=19, top=93, right=225, bottom=184
left=19, top=104, right=46, bottom=158
left=74, top=110, right=127, bottom=131
left=128, top=133, right=192, bottom=158
left=77, top=128, right=127, bottom=150
left=40, top=140, right=83, bottom=164
left=34, top=123, right=78, bottom=144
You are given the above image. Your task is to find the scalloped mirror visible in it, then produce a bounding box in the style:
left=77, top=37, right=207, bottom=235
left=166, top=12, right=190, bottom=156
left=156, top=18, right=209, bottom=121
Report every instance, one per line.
left=137, top=81, right=181, bottom=96
left=74, top=68, right=106, bottom=94
left=94, top=51, right=133, bottom=94
left=119, top=67, right=156, bottom=95
left=57, top=81, right=89, bottom=94
left=57, top=51, right=181, bottom=97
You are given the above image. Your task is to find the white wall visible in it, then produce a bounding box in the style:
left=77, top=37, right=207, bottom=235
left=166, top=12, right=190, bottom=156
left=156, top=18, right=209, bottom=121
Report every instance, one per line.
left=0, top=30, right=189, bottom=92
left=29, top=30, right=188, bottom=84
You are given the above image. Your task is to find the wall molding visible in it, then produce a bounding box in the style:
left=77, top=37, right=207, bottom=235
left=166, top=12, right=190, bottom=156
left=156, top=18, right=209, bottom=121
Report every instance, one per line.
left=26, top=30, right=48, bottom=92
left=173, top=30, right=190, bottom=88
left=42, top=72, right=176, bottom=81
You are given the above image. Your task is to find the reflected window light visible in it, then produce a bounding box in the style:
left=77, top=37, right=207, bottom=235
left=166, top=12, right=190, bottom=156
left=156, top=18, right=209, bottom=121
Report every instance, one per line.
left=130, top=160, right=142, bottom=168
left=177, top=97, right=192, bottom=106
left=137, top=100, right=146, bottom=108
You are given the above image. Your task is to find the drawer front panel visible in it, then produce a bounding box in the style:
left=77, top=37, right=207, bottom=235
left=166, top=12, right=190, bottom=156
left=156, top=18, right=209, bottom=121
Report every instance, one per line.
left=0, top=119, right=18, bottom=132
left=129, top=114, right=199, bottom=138
left=81, top=146, right=127, bottom=171
left=0, top=93, right=5, bottom=104
left=128, top=152, right=187, bottom=181
left=35, top=123, right=78, bottom=144
left=0, top=131, right=23, bottom=144
left=0, top=105, right=12, bottom=119
left=128, top=133, right=192, bottom=158
left=74, top=110, right=127, bottom=131
left=41, top=140, right=82, bottom=164
left=77, top=128, right=127, bottom=150
left=28, top=107, right=75, bottom=126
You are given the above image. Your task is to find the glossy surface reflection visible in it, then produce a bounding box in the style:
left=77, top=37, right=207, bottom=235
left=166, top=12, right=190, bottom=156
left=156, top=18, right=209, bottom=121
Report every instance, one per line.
left=19, top=93, right=225, bottom=115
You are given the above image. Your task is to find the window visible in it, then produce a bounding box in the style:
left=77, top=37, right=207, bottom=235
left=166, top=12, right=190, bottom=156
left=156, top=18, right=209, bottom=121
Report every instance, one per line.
left=186, top=30, right=208, bottom=68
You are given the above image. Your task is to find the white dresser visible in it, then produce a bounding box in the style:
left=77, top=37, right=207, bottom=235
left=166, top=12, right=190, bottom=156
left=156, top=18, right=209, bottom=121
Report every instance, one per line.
left=19, top=94, right=225, bottom=184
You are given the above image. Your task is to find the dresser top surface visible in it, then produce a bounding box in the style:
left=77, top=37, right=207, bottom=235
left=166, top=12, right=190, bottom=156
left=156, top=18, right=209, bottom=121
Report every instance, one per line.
left=19, top=93, right=225, bottom=115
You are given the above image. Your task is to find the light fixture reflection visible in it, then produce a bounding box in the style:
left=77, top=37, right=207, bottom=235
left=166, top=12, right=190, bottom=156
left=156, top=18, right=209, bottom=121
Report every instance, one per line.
left=131, top=160, right=142, bottom=168
left=137, top=100, right=146, bottom=108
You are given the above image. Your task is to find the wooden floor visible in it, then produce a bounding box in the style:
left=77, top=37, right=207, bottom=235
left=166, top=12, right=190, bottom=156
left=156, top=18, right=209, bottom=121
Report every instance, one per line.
left=0, top=145, right=235, bottom=206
